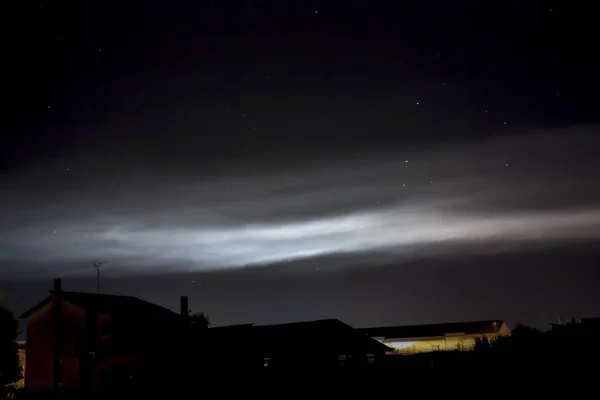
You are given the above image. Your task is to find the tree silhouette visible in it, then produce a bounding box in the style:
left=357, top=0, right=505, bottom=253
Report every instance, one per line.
left=0, top=304, right=22, bottom=385
left=188, top=310, right=210, bottom=329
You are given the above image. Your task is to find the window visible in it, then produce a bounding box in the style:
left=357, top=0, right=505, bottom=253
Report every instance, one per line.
left=367, top=354, right=375, bottom=365
left=431, top=344, right=440, bottom=351
left=263, top=357, right=270, bottom=367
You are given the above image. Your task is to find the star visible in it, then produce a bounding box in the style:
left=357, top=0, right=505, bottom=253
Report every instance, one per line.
left=416, top=102, right=420, bottom=105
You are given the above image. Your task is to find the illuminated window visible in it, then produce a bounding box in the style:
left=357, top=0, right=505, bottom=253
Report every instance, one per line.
left=263, top=357, right=270, bottom=367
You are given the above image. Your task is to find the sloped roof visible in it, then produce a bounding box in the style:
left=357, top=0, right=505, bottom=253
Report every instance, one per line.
left=254, top=319, right=391, bottom=354
left=358, top=320, right=506, bottom=339
left=20, top=290, right=181, bottom=321
left=254, top=318, right=348, bottom=331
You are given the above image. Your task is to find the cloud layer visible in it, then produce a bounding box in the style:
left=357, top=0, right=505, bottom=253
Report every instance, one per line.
left=1, top=126, right=599, bottom=278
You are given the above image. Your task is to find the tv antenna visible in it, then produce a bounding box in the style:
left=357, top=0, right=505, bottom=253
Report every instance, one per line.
left=93, top=261, right=107, bottom=294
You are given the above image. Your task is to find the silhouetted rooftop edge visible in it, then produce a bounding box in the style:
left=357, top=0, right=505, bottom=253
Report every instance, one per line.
left=358, top=320, right=506, bottom=339
left=19, top=290, right=181, bottom=320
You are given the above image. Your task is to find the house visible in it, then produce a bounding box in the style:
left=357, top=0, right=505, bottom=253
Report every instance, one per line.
left=183, top=324, right=258, bottom=373
left=183, top=319, right=391, bottom=371
left=19, top=278, right=186, bottom=397
left=359, top=320, right=510, bottom=355
left=253, top=319, right=391, bottom=368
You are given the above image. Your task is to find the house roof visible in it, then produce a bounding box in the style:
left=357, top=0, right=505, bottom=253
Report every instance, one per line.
left=254, top=319, right=392, bottom=354
left=254, top=318, right=364, bottom=337
left=358, top=320, right=506, bottom=339
left=254, top=318, right=346, bottom=330
left=19, top=290, right=182, bottom=321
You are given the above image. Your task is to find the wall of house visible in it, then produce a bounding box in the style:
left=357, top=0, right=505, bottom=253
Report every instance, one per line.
left=59, top=301, right=88, bottom=388
left=24, top=302, right=56, bottom=391
left=382, top=332, right=502, bottom=355
left=94, top=355, right=143, bottom=395
left=25, top=298, right=111, bottom=392
left=497, top=322, right=511, bottom=336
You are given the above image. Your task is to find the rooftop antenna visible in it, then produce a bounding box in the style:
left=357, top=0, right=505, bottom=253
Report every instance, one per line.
left=93, top=261, right=107, bottom=294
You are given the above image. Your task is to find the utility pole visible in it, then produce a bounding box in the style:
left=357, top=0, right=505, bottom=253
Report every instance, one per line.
left=93, top=261, right=106, bottom=294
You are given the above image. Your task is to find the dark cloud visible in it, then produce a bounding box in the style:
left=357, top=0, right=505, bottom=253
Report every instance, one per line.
left=1, top=125, right=599, bottom=279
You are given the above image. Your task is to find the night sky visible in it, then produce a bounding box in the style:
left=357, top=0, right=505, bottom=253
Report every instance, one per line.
left=2, top=1, right=600, bottom=330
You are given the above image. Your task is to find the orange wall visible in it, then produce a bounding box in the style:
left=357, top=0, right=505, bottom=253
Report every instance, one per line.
left=25, top=301, right=56, bottom=391
left=25, top=297, right=110, bottom=392
left=59, top=301, right=87, bottom=388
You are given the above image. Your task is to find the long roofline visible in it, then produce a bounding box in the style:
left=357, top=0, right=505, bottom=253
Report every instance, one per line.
left=358, top=319, right=505, bottom=330
left=357, top=319, right=507, bottom=338
left=19, top=290, right=181, bottom=320
left=19, top=296, right=52, bottom=319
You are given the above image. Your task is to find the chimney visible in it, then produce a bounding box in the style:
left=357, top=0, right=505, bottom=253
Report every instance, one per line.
left=54, top=278, right=62, bottom=292
left=180, top=296, right=188, bottom=317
